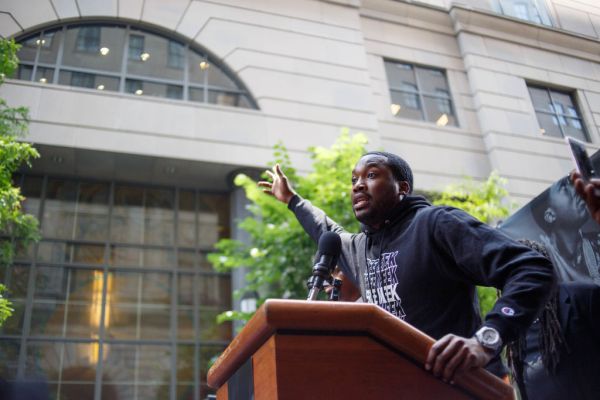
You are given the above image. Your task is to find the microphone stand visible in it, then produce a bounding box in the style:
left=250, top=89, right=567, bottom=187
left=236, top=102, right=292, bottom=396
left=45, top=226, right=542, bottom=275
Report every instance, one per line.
left=306, top=264, right=342, bottom=301
left=306, top=260, right=331, bottom=301
left=329, top=278, right=343, bottom=301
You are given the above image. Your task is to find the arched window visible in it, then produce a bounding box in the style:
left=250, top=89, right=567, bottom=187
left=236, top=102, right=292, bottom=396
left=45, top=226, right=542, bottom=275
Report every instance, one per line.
left=13, top=22, right=258, bottom=109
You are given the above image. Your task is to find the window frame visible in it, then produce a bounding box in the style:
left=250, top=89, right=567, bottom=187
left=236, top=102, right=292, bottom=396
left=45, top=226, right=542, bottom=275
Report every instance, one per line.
left=385, top=59, right=458, bottom=127
left=493, top=0, right=553, bottom=26
left=527, top=84, right=589, bottom=142
left=127, top=33, right=145, bottom=61
left=167, top=40, right=185, bottom=70
left=13, top=22, right=258, bottom=110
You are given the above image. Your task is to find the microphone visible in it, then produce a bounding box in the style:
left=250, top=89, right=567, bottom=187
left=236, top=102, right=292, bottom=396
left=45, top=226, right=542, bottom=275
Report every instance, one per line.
left=307, top=232, right=341, bottom=301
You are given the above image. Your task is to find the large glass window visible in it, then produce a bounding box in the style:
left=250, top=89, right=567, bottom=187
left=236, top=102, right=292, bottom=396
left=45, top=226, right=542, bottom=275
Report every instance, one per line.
left=2, top=174, right=232, bottom=400
left=528, top=85, right=588, bottom=142
left=493, top=0, right=552, bottom=26
left=384, top=60, right=457, bottom=127
left=14, top=22, right=257, bottom=109
left=64, top=25, right=126, bottom=74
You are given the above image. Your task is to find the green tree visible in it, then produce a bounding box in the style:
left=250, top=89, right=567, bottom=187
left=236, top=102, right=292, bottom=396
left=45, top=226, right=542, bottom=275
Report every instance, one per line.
left=0, top=283, right=12, bottom=326
left=431, top=172, right=514, bottom=315
left=208, top=131, right=366, bottom=322
left=0, top=38, right=40, bottom=326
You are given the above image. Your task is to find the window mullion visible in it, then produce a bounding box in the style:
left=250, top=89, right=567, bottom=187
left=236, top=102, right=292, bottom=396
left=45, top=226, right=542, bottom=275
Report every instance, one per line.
left=183, top=44, right=189, bottom=101
left=120, top=26, right=130, bottom=93
left=413, top=67, right=427, bottom=121
left=170, top=188, right=179, bottom=400
left=16, top=175, right=48, bottom=380
left=547, top=87, right=567, bottom=138
left=53, top=27, right=66, bottom=85
left=31, top=32, right=42, bottom=82
left=203, top=56, right=208, bottom=103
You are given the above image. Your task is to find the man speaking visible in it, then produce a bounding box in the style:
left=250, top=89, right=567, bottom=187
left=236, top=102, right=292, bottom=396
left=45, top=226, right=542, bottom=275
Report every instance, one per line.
left=258, top=151, right=554, bottom=383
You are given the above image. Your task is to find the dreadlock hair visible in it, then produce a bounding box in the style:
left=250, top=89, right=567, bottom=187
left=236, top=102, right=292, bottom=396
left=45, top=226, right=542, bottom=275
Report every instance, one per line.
left=506, top=239, right=569, bottom=396
left=363, top=151, right=414, bottom=194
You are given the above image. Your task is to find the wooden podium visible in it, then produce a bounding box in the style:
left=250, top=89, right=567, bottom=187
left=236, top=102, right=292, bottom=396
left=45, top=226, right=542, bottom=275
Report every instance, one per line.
left=207, top=299, right=514, bottom=400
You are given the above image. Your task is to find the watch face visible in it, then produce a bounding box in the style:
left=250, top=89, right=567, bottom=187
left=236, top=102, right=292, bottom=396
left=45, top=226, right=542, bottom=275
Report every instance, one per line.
left=476, top=327, right=501, bottom=351
left=482, top=330, right=499, bottom=343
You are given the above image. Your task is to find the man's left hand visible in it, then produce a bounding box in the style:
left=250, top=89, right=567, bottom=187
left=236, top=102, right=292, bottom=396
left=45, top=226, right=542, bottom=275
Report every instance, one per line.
left=424, top=334, right=494, bottom=383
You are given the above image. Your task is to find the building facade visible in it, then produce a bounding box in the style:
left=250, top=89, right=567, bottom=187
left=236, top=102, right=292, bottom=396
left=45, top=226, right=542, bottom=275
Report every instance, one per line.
left=1, top=0, right=599, bottom=399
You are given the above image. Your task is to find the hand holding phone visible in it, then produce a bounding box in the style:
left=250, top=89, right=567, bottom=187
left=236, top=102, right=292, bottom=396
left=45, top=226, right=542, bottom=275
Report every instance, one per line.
left=567, top=137, right=600, bottom=223
left=571, top=171, right=600, bottom=224
left=565, top=136, right=596, bottom=181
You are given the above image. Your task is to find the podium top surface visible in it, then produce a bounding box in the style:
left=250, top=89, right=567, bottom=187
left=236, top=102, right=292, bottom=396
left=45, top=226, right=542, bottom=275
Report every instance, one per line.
left=207, top=299, right=514, bottom=400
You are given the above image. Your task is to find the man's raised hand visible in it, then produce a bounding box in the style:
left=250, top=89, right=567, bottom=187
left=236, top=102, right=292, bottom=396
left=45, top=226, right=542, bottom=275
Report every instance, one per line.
left=257, top=164, right=296, bottom=205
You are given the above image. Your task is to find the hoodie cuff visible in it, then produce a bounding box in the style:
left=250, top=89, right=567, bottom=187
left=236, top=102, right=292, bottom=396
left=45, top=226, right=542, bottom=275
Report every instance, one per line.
left=287, top=194, right=301, bottom=211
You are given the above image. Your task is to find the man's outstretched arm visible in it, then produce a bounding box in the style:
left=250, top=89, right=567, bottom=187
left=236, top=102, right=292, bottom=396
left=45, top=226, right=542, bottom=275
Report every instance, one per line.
left=258, top=164, right=362, bottom=287
left=258, top=164, right=350, bottom=240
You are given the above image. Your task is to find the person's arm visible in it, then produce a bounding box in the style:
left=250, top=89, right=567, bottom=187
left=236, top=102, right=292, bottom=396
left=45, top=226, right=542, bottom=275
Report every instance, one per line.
left=425, top=208, right=555, bottom=383
left=571, top=171, right=600, bottom=224
left=258, top=164, right=349, bottom=240
left=258, top=164, right=362, bottom=286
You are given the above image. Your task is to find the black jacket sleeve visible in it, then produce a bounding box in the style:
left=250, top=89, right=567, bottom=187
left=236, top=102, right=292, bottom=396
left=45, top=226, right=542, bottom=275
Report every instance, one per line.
left=288, top=194, right=364, bottom=286
left=433, top=207, right=556, bottom=343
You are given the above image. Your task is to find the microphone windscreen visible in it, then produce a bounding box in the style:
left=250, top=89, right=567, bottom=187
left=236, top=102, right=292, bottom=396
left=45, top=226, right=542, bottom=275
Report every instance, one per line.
left=318, top=231, right=341, bottom=257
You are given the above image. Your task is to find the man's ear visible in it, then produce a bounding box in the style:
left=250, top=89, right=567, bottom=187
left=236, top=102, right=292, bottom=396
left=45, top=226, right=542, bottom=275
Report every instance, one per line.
left=399, top=181, right=410, bottom=195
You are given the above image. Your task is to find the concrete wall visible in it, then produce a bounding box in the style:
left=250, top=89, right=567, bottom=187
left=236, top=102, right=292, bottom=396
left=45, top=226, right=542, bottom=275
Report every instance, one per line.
left=450, top=4, right=600, bottom=203
left=361, top=0, right=489, bottom=194
left=0, top=0, right=376, bottom=175
left=1, top=0, right=600, bottom=205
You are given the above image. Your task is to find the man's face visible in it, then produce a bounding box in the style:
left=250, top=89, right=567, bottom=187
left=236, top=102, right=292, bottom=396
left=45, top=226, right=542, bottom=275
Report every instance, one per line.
left=351, top=154, right=401, bottom=228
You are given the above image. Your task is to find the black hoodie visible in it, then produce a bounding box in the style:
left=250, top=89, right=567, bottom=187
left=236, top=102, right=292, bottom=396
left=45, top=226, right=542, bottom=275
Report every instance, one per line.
left=289, top=194, right=555, bottom=374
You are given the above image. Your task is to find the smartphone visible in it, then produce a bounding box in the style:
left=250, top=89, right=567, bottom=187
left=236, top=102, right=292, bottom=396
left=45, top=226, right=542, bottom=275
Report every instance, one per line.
left=566, top=136, right=596, bottom=181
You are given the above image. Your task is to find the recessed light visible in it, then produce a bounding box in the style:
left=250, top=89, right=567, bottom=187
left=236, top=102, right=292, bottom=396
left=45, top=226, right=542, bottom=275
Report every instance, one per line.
left=436, top=113, right=449, bottom=127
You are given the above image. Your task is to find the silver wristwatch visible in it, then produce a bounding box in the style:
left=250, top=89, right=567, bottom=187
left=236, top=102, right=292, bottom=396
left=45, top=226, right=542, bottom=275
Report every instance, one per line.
left=474, top=326, right=503, bottom=353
